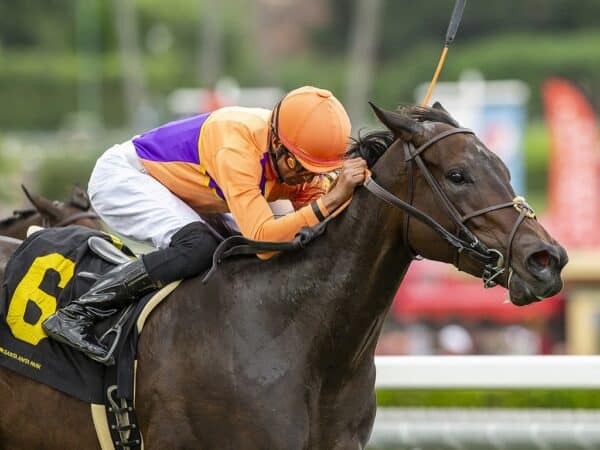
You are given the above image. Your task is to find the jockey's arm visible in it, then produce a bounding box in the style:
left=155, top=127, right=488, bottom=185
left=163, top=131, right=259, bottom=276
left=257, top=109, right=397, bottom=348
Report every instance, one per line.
left=214, top=148, right=327, bottom=245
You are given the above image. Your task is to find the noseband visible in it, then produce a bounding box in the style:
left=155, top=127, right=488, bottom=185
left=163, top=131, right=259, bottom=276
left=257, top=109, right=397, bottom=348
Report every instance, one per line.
left=363, top=128, right=536, bottom=288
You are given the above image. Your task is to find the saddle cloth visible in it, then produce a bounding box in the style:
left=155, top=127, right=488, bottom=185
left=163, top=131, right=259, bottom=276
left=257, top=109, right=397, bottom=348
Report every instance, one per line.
left=0, top=225, right=167, bottom=403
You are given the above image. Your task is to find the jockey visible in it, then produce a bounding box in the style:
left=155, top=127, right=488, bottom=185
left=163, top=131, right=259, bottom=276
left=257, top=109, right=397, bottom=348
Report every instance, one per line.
left=42, top=86, right=368, bottom=363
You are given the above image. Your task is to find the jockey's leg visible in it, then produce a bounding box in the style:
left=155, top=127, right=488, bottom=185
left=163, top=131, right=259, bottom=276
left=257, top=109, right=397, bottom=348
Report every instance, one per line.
left=142, top=221, right=220, bottom=284
left=42, top=222, right=219, bottom=363
left=41, top=140, right=224, bottom=363
left=41, top=258, right=159, bottom=362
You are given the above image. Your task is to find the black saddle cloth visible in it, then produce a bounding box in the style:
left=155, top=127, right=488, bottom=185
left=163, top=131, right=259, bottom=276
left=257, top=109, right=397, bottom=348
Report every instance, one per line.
left=0, top=226, right=156, bottom=403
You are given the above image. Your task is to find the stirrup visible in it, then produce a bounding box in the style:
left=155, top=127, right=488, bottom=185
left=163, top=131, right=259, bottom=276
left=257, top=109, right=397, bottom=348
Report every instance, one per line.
left=90, top=304, right=136, bottom=366
left=88, top=236, right=132, bottom=265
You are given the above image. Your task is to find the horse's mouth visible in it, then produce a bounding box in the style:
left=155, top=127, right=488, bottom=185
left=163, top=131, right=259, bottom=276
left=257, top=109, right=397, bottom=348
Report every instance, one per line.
left=508, top=269, right=563, bottom=306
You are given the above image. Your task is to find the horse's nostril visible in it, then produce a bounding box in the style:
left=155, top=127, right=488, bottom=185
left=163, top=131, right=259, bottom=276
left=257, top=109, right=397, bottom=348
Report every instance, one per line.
left=526, top=248, right=562, bottom=279
left=530, top=250, right=552, bottom=269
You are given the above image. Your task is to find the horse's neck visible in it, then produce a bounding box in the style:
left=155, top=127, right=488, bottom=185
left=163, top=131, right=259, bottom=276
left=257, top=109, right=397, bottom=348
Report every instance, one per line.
left=172, top=147, right=412, bottom=371
left=298, top=184, right=412, bottom=368
left=0, top=214, right=42, bottom=240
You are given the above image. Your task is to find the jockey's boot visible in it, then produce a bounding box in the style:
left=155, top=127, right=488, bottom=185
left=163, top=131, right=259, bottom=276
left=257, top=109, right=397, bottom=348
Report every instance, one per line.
left=42, top=258, right=161, bottom=363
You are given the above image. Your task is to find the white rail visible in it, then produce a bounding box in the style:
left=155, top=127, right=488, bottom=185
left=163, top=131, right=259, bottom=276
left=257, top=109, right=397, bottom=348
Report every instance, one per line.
left=369, top=408, right=600, bottom=450
left=371, top=356, right=600, bottom=449
left=375, top=355, right=600, bottom=389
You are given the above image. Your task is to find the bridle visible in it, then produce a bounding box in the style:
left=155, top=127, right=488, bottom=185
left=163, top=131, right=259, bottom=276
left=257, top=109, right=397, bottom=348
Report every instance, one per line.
left=363, top=127, right=536, bottom=288
left=267, top=99, right=288, bottom=184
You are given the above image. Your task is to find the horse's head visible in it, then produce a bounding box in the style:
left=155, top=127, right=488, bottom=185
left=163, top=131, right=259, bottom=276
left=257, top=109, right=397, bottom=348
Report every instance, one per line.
left=21, top=185, right=103, bottom=231
left=364, top=102, right=567, bottom=306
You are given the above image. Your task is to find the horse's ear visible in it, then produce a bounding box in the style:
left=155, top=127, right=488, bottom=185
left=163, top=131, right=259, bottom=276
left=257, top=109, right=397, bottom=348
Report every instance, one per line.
left=21, top=185, right=37, bottom=209
left=71, top=184, right=91, bottom=210
left=432, top=101, right=448, bottom=113
left=368, top=102, right=422, bottom=141
left=21, top=185, right=62, bottom=220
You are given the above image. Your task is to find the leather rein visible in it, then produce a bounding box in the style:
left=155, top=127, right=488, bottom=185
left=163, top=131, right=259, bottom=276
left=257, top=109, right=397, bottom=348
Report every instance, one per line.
left=363, top=128, right=536, bottom=288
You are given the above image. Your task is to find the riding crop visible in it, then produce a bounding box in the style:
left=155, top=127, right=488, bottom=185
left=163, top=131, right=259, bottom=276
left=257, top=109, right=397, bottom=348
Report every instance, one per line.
left=421, top=0, right=467, bottom=106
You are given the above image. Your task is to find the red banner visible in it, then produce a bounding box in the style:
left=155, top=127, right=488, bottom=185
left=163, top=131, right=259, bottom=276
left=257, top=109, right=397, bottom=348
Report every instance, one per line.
left=542, top=78, right=600, bottom=248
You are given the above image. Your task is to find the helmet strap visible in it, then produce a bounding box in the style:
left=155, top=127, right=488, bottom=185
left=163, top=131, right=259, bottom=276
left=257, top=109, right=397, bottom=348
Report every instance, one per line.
left=268, top=99, right=286, bottom=183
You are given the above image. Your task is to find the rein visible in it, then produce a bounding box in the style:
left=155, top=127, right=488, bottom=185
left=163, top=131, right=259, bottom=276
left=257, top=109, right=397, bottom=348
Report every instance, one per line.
left=364, top=128, right=536, bottom=288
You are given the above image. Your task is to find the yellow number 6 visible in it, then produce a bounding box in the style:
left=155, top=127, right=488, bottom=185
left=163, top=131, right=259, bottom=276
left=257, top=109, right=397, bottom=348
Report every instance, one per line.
left=6, top=253, right=75, bottom=345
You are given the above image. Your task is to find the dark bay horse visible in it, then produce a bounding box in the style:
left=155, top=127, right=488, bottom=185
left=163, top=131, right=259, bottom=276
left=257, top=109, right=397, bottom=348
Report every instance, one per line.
left=0, top=103, right=567, bottom=449
left=0, top=185, right=102, bottom=240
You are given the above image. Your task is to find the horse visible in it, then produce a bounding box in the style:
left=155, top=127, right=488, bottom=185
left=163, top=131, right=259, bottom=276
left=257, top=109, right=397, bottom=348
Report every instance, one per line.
left=0, top=103, right=567, bottom=449
left=0, top=185, right=102, bottom=240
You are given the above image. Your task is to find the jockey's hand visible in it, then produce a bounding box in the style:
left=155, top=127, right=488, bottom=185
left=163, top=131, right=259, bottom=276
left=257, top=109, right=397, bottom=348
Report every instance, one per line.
left=322, top=157, right=368, bottom=213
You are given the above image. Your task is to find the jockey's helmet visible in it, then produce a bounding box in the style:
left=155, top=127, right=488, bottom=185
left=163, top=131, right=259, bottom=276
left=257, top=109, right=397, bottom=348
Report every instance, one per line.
left=273, top=86, right=351, bottom=173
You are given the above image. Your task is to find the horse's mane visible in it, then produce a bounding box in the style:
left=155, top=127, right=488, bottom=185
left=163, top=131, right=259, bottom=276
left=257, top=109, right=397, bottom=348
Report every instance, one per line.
left=346, top=104, right=460, bottom=168
left=346, top=130, right=394, bottom=168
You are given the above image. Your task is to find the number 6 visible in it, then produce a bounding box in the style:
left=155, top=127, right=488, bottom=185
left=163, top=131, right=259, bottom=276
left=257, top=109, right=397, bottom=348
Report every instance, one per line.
left=6, top=253, right=75, bottom=345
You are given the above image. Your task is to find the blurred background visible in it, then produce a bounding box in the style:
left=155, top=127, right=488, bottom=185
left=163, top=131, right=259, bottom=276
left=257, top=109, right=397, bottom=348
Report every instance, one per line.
left=3, top=1, right=600, bottom=446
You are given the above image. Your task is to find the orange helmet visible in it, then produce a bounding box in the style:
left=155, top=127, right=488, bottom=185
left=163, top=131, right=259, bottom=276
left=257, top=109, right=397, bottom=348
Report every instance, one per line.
left=273, top=86, right=351, bottom=173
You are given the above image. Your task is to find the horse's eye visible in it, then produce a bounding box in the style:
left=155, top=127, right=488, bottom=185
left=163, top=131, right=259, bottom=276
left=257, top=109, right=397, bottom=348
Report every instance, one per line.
left=447, top=170, right=466, bottom=185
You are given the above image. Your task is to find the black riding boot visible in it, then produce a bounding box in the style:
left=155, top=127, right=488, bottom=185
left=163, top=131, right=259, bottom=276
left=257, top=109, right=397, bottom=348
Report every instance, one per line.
left=42, top=258, right=161, bottom=363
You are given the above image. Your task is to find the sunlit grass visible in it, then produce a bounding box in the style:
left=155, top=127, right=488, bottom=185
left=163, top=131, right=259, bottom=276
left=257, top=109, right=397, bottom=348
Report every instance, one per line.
left=377, top=389, right=600, bottom=409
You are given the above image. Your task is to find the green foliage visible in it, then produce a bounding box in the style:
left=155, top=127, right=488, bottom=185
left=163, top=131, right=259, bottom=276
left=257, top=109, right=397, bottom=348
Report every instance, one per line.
left=377, top=389, right=600, bottom=409
left=2, top=0, right=600, bottom=139
left=0, top=51, right=115, bottom=129
left=524, top=120, right=551, bottom=211
left=0, top=50, right=189, bottom=129
left=24, top=130, right=129, bottom=201
left=369, top=30, right=600, bottom=116
left=274, top=56, right=348, bottom=95
left=36, top=153, right=99, bottom=200
left=4, top=28, right=600, bottom=130
left=0, top=0, right=75, bottom=50
left=446, top=31, right=600, bottom=114
left=0, top=141, right=18, bottom=203
left=324, top=0, right=600, bottom=61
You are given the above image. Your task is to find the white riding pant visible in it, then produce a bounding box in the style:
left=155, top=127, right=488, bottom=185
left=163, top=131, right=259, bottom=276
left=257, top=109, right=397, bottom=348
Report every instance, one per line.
left=88, top=140, right=292, bottom=250
left=88, top=140, right=213, bottom=250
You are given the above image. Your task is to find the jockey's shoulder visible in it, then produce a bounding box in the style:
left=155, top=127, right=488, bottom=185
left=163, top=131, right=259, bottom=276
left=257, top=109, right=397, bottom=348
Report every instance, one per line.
left=207, top=107, right=271, bottom=127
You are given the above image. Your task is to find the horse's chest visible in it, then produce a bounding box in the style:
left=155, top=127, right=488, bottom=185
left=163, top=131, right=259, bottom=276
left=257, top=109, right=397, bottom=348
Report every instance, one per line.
left=304, top=370, right=376, bottom=449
